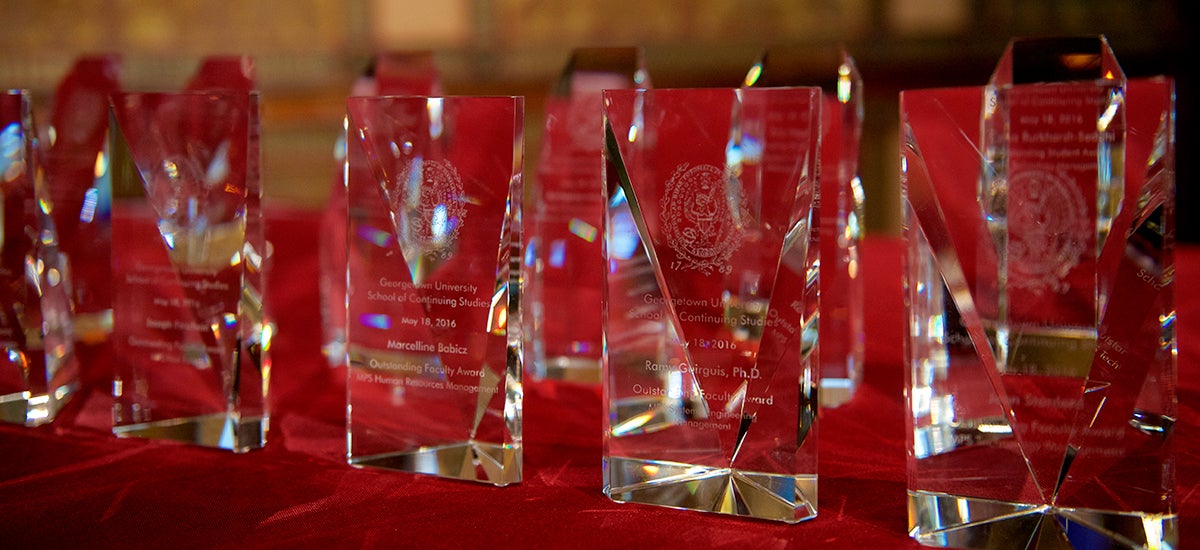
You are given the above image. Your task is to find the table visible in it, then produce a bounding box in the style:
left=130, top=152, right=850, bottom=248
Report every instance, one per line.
left=1, top=207, right=1195, bottom=548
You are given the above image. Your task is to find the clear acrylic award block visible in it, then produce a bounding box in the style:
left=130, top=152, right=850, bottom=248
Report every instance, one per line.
left=745, top=49, right=865, bottom=407
left=527, top=47, right=648, bottom=383
left=903, top=36, right=1177, bottom=548
left=109, top=92, right=270, bottom=452
left=602, top=87, right=820, bottom=522
left=0, top=90, right=80, bottom=426
left=345, top=96, right=523, bottom=486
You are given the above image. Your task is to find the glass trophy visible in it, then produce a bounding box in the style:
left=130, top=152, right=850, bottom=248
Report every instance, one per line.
left=108, top=91, right=270, bottom=452
left=0, top=90, right=79, bottom=426
left=745, top=48, right=865, bottom=407
left=40, top=56, right=122, bottom=346
left=344, top=96, right=524, bottom=486
left=320, top=52, right=442, bottom=367
left=903, top=36, right=1176, bottom=548
left=602, top=87, right=821, bottom=522
left=527, top=47, right=649, bottom=383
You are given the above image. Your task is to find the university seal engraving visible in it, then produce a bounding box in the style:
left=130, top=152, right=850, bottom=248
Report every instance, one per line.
left=661, top=163, right=745, bottom=274
left=1007, top=170, right=1087, bottom=294
left=393, top=159, right=466, bottom=258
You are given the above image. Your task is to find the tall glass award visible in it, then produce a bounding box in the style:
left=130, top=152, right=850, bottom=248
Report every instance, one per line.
left=527, top=47, right=648, bottom=383
left=345, top=96, right=523, bottom=486
left=745, top=49, right=865, bottom=407
left=109, top=92, right=270, bottom=452
left=40, top=56, right=122, bottom=345
left=0, top=90, right=79, bottom=426
left=602, top=87, right=821, bottom=522
left=903, top=36, right=1177, bottom=548
left=321, top=52, right=442, bottom=367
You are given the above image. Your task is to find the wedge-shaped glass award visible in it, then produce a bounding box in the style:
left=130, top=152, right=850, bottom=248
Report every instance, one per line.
left=745, top=48, right=865, bottom=407
left=109, top=92, right=270, bottom=452
left=345, top=96, right=523, bottom=486
left=527, top=47, right=649, bottom=383
left=903, top=36, right=1177, bottom=548
left=321, top=52, right=442, bottom=367
left=0, top=90, right=79, bottom=426
left=603, top=87, right=820, bottom=522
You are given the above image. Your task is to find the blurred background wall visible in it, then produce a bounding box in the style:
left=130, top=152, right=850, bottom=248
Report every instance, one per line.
left=1, top=0, right=1192, bottom=239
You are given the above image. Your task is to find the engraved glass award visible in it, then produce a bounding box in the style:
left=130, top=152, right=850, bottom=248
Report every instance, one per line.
left=321, top=52, right=442, bottom=367
left=41, top=56, right=122, bottom=345
left=903, top=36, right=1177, bottom=548
left=527, top=47, right=648, bottom=383
left=345, top=96, right=523, bottom=486
left=0, top=90, right=80, bottom=426
left=109, top=91, right=270, bottom=452
left=745, top=49, right=865, bottom=407
left=603, top=87, right=820, bottom=522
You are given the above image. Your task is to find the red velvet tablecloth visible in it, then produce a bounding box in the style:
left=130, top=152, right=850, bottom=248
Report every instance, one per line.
left=1, top=207, right=1195, bottom=548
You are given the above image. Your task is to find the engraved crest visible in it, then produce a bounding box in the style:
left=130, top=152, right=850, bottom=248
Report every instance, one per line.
left=393, top=159, right=466, bottom=258
left=661, top=163, right=745, bottom=274
left=566, top=94, right=604, bottom=150
left=1007, top=170, right=1087, bottom=294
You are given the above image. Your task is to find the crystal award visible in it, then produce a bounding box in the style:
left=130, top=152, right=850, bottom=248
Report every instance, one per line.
left=0, top=90, right=80, bottom=426
left=345, top=96, right=523, bottom=486
left=603, top=87, right=820, bottom=522
left=527, top=47, right=649, bottom=383
left=40, top=56, right=122, bottom=345
left=903, top=36, right=1177, bottom=548
left=320, top=52, right=442, bottom=367
left=745, top=49, right=865, bottom=407
left=108, top=92, right=270, bottom=452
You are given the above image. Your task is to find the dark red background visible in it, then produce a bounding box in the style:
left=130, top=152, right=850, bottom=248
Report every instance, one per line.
left=1, top=207, right=1195, bottom=548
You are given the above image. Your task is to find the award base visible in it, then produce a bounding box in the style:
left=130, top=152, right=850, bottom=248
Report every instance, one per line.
left=908, top=491, right=1177, bottom=549
left=0, top=384, right=76, bottom=427
left=113, top=413, right=267, bottom=453
left=818, top=379, right=854, bottom=409
left=536, top=356, right=601, bottom=384
left=605, top=457, right=817, bottom=523
left=350, top=441, right=521, bottom=487
left=71, top=311, right=114, bottom=344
